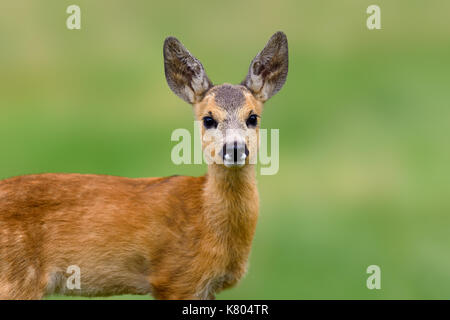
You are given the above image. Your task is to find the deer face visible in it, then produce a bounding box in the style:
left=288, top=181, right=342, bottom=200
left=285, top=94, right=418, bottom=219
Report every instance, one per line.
left=164, top=32, right=288, bottom=168
left=192, top=84, right=262, bottom=167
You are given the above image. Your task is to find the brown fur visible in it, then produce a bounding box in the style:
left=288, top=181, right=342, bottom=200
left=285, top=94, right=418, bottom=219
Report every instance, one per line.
left=0, top=31, right=287, bottom=299
left=0, top=170, right=257, bottom=299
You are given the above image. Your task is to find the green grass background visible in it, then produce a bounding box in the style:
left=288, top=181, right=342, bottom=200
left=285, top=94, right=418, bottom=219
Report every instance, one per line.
left=1, top=0, right=450, bottom=299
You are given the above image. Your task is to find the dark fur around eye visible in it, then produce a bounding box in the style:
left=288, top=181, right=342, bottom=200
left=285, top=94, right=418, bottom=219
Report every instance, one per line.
left=203, top=116, right=217, bottom=129
left=246, top=114, right=258, bottom=127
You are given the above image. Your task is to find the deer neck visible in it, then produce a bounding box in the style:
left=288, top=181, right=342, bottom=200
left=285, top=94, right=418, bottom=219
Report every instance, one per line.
left=202, top=164, right=259, bottom=245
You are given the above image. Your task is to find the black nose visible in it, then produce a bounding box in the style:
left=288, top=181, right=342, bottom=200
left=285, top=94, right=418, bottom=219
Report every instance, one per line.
left=222, top=141, right=249, bottom=164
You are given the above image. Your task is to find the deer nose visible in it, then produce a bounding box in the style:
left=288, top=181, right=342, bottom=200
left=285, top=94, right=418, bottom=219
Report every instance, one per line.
left=222, top=141, right=249, bottom=165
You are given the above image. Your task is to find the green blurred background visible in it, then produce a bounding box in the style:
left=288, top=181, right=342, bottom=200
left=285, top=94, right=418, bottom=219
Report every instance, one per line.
left=1, top=0, right=449, bottom=299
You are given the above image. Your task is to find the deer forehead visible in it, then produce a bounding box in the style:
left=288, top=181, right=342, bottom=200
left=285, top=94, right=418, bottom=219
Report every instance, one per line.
left=194, top=84, right=262, bottom=122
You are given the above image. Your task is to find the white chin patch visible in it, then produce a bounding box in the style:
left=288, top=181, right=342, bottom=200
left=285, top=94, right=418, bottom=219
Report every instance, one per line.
left=224, top=161, right=245, bottom=168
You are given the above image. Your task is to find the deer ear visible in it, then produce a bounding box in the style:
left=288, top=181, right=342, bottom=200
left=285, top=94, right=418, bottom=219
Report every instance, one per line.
left=164, top=37, right=213, bottom=104
left=242, top=32, right=288, bottom=102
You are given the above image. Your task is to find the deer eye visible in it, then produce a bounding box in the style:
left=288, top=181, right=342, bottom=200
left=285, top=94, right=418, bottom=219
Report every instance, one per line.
left=203, top=116, right=217, bottom=129
left=246, top=114, right=258, bottom=127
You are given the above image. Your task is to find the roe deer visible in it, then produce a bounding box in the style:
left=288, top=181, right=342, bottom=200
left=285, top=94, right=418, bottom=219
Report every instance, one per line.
left=0, top=31, right=288, bottom=299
